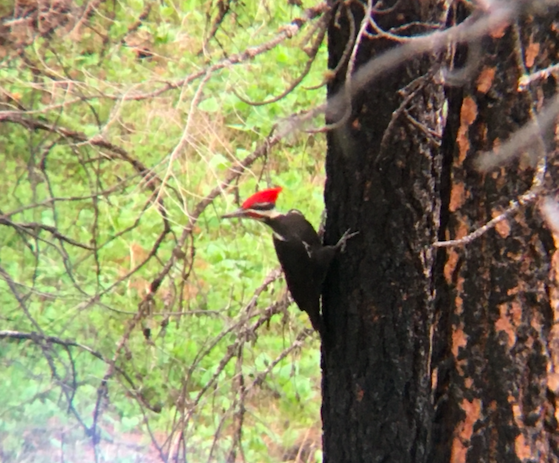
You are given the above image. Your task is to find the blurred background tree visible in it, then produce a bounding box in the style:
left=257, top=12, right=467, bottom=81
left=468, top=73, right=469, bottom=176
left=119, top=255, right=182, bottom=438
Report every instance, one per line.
left=1, top=0, right=329, bottom=461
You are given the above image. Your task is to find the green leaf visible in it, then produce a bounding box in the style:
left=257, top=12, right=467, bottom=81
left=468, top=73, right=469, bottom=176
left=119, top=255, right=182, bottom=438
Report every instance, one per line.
left=198, top=97, right=220, bottom=113
left=209, top=153, right=229, bottom=170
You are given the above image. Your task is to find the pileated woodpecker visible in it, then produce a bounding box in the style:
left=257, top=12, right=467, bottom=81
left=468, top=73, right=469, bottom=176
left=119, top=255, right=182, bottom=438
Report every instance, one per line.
left=222, top=187, right=356, bottom=336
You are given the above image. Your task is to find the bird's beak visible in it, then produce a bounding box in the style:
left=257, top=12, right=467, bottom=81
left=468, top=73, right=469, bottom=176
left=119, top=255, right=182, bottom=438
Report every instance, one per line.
left=221, top=208, right=248, bottom=219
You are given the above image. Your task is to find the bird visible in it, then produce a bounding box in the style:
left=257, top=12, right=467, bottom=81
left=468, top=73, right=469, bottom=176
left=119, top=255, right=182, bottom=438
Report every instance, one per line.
left=222, top=187, right=356, bottom=336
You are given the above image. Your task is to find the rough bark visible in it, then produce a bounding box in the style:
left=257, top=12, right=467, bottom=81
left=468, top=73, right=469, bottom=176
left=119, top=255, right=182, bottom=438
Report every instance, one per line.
left=322, top=0, right=448, bottom=461
left=432, top=11, right=559, bottom=463
left=322, top=1, right=559, bottom=462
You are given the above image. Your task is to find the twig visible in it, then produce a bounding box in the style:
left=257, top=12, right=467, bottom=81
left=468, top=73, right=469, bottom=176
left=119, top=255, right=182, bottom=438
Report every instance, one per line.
left=518, top=63, right=559, bottom=90
left=0, top=217, right=95, bottom=250
left=433, top=157, right=545, bottom=248
left=0, top=330, right=160, bottom=412
left=305, top=5, right=357, bottom=91
left=321, top=3, right=516, bottom=127
left=375, top=73, right=431, bottom=164
left=306, top=0, right=363, bottom=133
left=233, top=10, right=330, bottom=106
left=156, top=70, right=213, bottom=204
left=435, top=19, right=551, bottom=249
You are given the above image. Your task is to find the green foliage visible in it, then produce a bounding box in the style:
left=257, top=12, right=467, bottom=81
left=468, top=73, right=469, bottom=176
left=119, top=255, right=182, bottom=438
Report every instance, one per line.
left=0, top=0, right=328, bottom=460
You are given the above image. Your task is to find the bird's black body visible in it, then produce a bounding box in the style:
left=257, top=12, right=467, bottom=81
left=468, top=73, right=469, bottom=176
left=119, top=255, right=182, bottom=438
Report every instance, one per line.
left=222, top=187, right=355, bottom=336
left=264, top=210, right=338, bottom=334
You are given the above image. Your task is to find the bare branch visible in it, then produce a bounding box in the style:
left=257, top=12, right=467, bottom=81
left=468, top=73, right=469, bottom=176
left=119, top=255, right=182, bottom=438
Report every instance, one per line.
left=0, top=217, right=95, bottom=250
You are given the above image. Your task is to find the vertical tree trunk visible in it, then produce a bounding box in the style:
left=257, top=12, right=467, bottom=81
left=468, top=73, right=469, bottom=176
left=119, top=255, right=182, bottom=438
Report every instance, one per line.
left=322, top=1, right=449, bottom=461
left=321, top=1, right=559, bottom=462
left=431, top=11, right=559, bottom=463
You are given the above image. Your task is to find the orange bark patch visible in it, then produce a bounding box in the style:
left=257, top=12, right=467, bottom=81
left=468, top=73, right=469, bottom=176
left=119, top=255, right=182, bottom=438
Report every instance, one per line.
left=515, top=433, right=532, bottom=460
left=455, top=293, right=464, bottom=315
left=453, top=217, right=470, bottom=242
left=525, top=42, right=540, bottom=68
left=511, top=301, right=522, bottom=325
left=457, top=135, right=470, bottom=166
left=456, top=274, right=465, bottom=293
left=451, top=398, right=481, bottom=463
left=495, top=303, right=516, bottom=348
left=509, top=395, right=523, bottom=426
left=452, top=326, right=468, bottom=357
left=444, top=249, right=460, bottom=284
left=548, top=373, right=559, bottom=394
left=476, top=67, right=496, bottom=94
left=457, top=97, right=478, bottom=165
left=450, top=182, right=466, bottom=212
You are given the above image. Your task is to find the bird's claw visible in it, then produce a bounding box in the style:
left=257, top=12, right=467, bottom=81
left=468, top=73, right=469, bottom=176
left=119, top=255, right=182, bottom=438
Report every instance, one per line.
left=337, top=229, right=359, bottom=253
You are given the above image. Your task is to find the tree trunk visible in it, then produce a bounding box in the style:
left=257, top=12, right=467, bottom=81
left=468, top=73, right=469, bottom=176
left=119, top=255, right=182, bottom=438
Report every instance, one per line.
left=322, top=1, right=559, bottom=462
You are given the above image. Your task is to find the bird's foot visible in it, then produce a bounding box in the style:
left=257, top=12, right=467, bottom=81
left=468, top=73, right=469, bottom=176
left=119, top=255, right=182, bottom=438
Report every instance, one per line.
left=336, top=229, right=359, bottom=253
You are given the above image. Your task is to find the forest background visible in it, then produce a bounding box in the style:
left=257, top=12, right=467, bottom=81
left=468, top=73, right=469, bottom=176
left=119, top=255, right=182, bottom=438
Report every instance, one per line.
left=0, top=0, right=327, bottom=461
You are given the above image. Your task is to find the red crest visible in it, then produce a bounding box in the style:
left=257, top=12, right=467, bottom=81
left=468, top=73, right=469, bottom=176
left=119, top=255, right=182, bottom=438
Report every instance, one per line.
left=242, top=187, right=282, bottom=209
